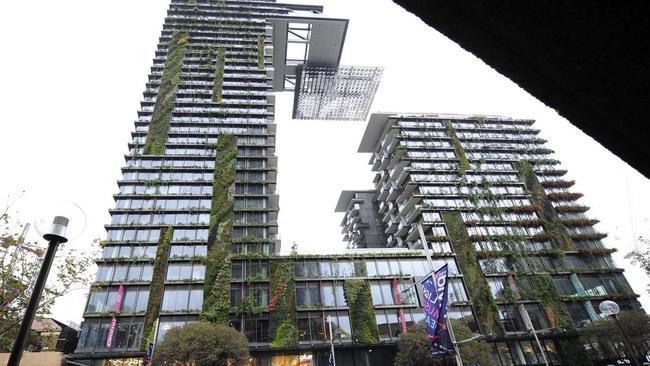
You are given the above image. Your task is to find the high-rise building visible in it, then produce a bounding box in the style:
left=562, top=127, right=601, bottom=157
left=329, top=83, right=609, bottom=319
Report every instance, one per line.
left=69, top=0, right=384, bottom=365
left=67, top=0, right=644, bottom=364
left=338, top=112, right=643, bottom=365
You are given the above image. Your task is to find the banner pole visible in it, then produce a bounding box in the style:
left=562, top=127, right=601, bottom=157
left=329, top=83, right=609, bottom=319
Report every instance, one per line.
left=418, top=223, right=464, bottom=366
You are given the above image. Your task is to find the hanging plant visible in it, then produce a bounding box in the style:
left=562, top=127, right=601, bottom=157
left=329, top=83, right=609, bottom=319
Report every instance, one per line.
left=516, top=160, right=577, bottom=250
left=257, top=36, right=265, bottom=69
left=269, top=260, right=297, bottom=347
left=343, top=279, right=379, bottom=343
left=444, top=120, right=470, bottom=174
left=144, top=32, right=188, bottom=155
left=141, top=226, right=173, bottom=350
left=442, top=211, right=503, bottom=336
left=202, top=134, right=237, bottom=324
left=212, top=47, right=226, bottom=103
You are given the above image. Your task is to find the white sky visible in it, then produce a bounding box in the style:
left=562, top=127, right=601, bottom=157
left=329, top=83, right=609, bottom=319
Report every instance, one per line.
left=1, top=0, right=649, bottom=326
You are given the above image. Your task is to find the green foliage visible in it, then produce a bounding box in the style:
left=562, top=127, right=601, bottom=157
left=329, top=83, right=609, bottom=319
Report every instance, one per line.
left=212, top=47, right=226, bottom=103
left=257, top=36, right=265, bottom=69
left=555, top=337, right=594, bottom=366
left=394, top=320, right=494, bottom=366
left=580, top=310, right=650, bottom=359
left=453, top=319, right=495, bottom=366
left=202, top=134, right=237, bottom=324
left=271, top=320, right=299, bottom=348
left=442, top=211, right=503, bottom=336
left=625, top=236, right=650, bottom=295
left=142, top=226, right=173, bottom=350
left=516, top=160, right=576, bottom=250
left=0, top=206, right=96, bottom=351
left=143, top=32, right=188, bottom=155
left=525, top=274, right=573, bottom=331
left=269, top=260, right=297, bottom=344
left=343, top=279, right=379, bottom=343
left=444, top=120, right=470, bottom=174
left=152, top=322, right=250, bottom=366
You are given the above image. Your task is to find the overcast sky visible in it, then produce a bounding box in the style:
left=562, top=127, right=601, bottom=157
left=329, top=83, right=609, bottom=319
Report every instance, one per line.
left=1, top=0, right=649, bottom=326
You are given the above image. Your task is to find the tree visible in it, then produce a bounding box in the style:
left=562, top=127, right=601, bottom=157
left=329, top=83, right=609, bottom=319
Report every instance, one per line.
left=395, top=320, right=494, bottom=366
left=152, top=322, right=250, bottom=366
left=579, top=310, right=650, bottom=359
left=0, top=203, right=95, bottom=351
left=625, top=236, right=650, bottom=294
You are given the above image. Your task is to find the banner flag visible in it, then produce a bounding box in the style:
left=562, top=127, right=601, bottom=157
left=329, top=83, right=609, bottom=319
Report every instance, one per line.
left=393, top=278, right=408, bottom=333
left=421, top=264, right=454, bottom=357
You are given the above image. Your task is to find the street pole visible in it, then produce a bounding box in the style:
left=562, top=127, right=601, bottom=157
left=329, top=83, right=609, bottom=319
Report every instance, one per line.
left=507, top=275, right=550, bottom=366
left=7, top=216, right=69, bottom=366
left=326, top=316, right=337, bottom=366
left=417, top=223, right=464, bottom=366
left=613, top=314, right=640, bottom=366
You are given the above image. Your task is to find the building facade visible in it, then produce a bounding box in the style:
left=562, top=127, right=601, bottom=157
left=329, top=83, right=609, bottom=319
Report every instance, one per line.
left=69, top=0, right=643, bottom=364
left=72, top=0, right=285, bottom=363
left=337, top=113, right=643, bottom=365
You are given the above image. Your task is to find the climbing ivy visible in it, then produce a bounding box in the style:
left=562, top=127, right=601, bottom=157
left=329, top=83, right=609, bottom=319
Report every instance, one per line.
left=516, top=160, right=576, bottom=250
left=202, top=134, right=237, bottom=324
left=144, top=32, right=188, bottom=155
left=271, top=320, right=299, bottom=348
left=212, top=47, right=225, bottom=103
left=343, top=279, right=379, bottom=343
left=524, top=274, right=573, bottom=331
left=442, top=211, right=503, bottom=336
left=444, top=120, right=470, bottom=174
left=141, top=226, right=173, bottom=350
left=257, top=36, right=265, bottom=69
left=269, top=260, right=297, bottom=347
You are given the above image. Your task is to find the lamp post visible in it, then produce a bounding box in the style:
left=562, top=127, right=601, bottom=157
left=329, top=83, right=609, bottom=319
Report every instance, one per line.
left=7, top=216, right=69, bottom=366
left=599, top=300, right=640, bottom=366
left=326, top=315, right=337, bottom=366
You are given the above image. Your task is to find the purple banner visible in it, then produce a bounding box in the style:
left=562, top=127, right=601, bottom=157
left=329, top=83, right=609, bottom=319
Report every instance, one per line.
left=114, top=284, right=125, bottom=312
left=106, top=316, right=117, bottom=347
left=421, top=264, right=454, bottom=357
left=106, top=285, right=125, bottom=347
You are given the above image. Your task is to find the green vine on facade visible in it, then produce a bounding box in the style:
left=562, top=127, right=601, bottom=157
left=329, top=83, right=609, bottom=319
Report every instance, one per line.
left=212, top=47, right=226, bottom=103
left=257, top=36, right=265, bottom=69
left=202, top=134, right=237, bottom=324
left=271, top=320, right=299, bottom=348
left=141, top=226, right=173, bottom=350
left=269, top=260, right=298, bottom=347
left=441, top=211, right=503, bottom=336
left=516, top=160, right=576, bottom=250
left=444, top=120, right=470, bottom=174
left=144, top=32, right=188, bottom=155
left=525, top=274, right=573, bottom=331
left=343, top=279, right=379, bottom=343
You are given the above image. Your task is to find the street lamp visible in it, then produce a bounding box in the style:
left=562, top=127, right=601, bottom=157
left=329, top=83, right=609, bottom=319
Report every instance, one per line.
left=326, top=315, right=337, bottom=366
left=7, top=216, right=69, bottom=366
left=599, top=300, right=640, bottom=366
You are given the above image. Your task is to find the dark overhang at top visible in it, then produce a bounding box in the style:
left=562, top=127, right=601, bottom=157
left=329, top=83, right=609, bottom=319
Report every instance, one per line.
left=392, top=1, right=650, bottom=179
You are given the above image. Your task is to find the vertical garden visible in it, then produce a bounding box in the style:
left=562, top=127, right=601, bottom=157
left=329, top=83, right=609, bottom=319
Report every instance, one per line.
left=202, top=134, right=237, bottom=324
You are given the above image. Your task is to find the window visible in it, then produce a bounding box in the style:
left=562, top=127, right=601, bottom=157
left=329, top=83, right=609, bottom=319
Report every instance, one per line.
left=324, top=311, right=351, bottom=342
left=296, top=282, right=321, bottom=306
left=297, top=312, right=325, bottom=343
left=498, top=305, right=525, bottom=333
left=244, top=314, right=269, bottom=343
left=332, top=261, right=355, bottom=277
left=369, top=280, right=395, bottom=305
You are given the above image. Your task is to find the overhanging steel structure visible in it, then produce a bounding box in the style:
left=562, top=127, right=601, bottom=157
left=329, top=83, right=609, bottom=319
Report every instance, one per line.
left=269, top=15, right=382, bottom=121
left=292, top=65, right=383, bottom=120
